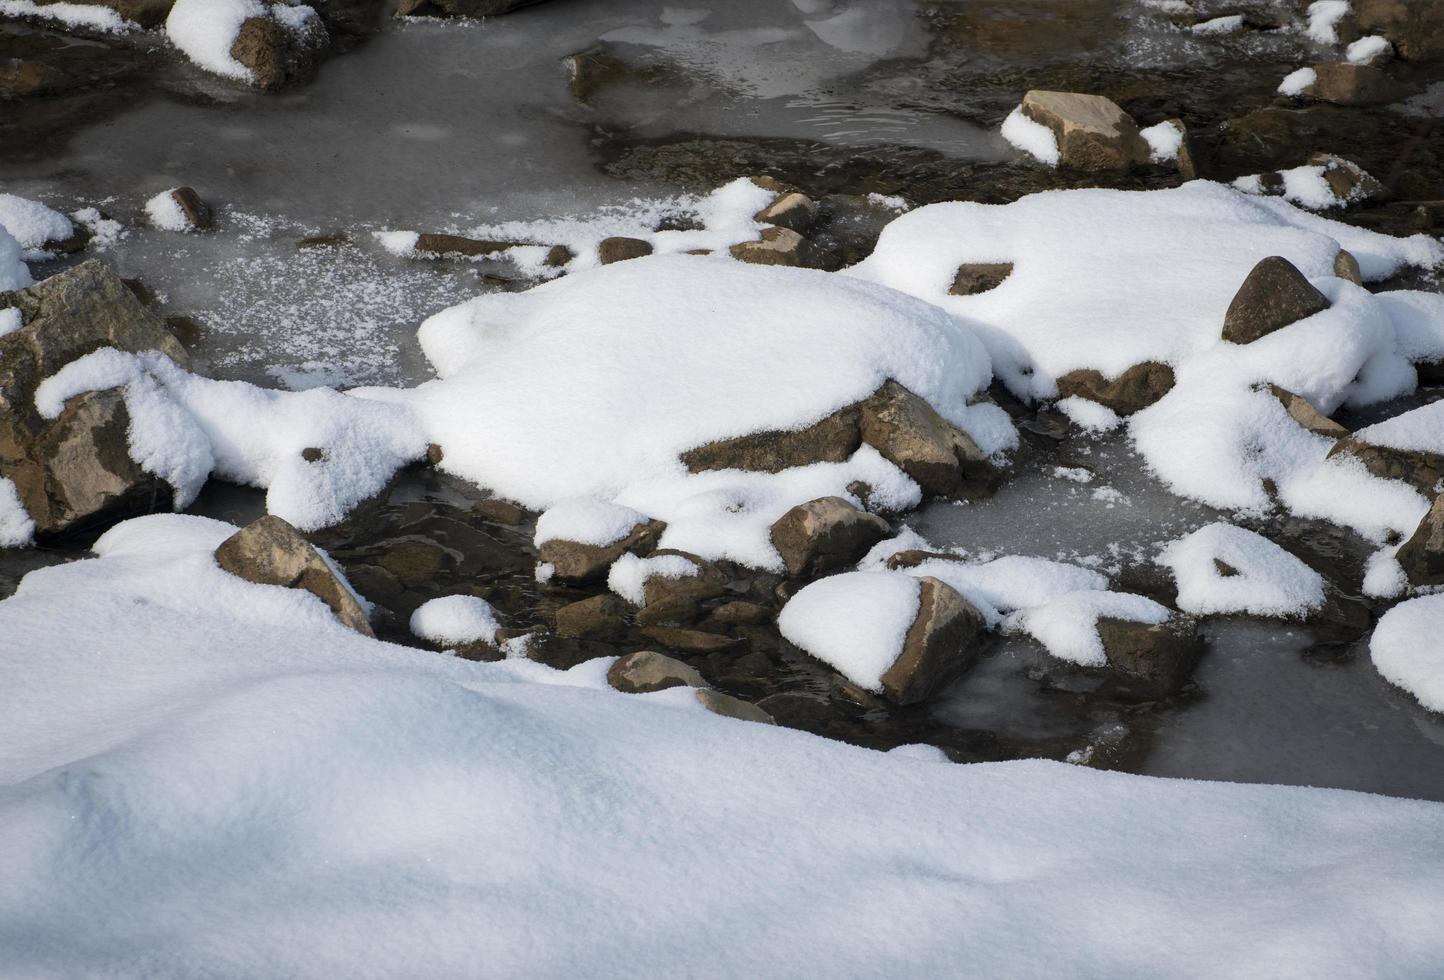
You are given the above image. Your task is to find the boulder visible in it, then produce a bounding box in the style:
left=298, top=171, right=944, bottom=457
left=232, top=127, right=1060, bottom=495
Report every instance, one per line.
left=1096, top=615, right=1203, bottom=697
left=607, top=650, right=706, bottom=694
left=214, top=515, right=374, bottom=636
left=877, top=577, right=986, bottom=705
left=1268, top=385, right=1348, bottom=439
left=1352, top=0, right=1444, bottom=61
left=1221, top=256, right=1330, bottom=344
left=1055, top=362, right=1174, bottom=415
left=729, top=226, right=823, bottom=268
left=948, top=262, right=1013, bottom=296
left=860, top=380, right=1001, bottom=500
left=694, top=688, right=775, bottom=724
left=769, top=496, right=891, bottom=579
left=640, top=550, right=726, bottom=607
left=1299, top=63, right=1406, bottom=105
left=231, top=7, right=329, bottom=92
left=754, top=191, right=818, bottom=233
left=1019, top=90, right=1151, bottom=172
left=537, top=518, right=665, bottom=586
left=1396, top=496, right=1444, bottom=587
left=1310, top=154, right=1383, bottom=205
left=554, top=594, right=629, bottom=641
left=598, top=237, right=653, bottom=264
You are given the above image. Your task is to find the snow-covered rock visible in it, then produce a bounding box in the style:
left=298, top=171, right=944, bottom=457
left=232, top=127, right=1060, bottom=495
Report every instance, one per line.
left=0, top=193, right=79, bottom=259
left=1159, top=523, right=1325, bottom=618
left=1372, top=593, right=1444, bottom=713
left=0, top=226, right=31, bottom=291
left=409, top=594, right=501, bottom=648
left=166, top=0, right=327, bottom=90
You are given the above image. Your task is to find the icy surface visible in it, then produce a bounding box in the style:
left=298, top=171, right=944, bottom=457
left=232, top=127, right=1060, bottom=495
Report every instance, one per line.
left=1160, top=523, right=1325, bottom=618
left=409, top=595, right=501, bottom=647
left=1373, top=595, right=1444, bottom=714
left=778, top=571, right=920, bottom=691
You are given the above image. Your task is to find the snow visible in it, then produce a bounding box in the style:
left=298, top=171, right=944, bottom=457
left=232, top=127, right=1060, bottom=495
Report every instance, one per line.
left=1364, top=548, right=1408, bottom=599
left=144, top=189, right=194, bottom=232
left=607, top=552, right=699, bottom=606
left=1053, top=466, right=1094, bottom=484
left=1347, top=35, right=1391, bottom=65
left=777, top=571, right=920, bottom=690
left=1000, top=105, right=1060, bottom=166
left=1140, top=120, right=1184, bottom=163
left=0, top=0, right=132, bottom=31
left=1193, top=14, right=1244, bottom=35
left=1372, top=594, right=1444, bottom=713
left=409, top=595, right=501, bottom=647
left=901, top=554, right=1109, bottom=627
left=1056, top=395, right=1122, bottom=432
left=0, top=477, right=34, bottom=548
left=1235, top=163, right=1367, bottom=210
left=1352, top=401, right=1444, bottom=456
left=1159, top=523, right=1326, bottom=618
left=1017, top=590, right=1172, bottom=666
left=166, top=0, right=324, bottom=85
left=534, top=497, right=651, bottom=548
left=0, top=225, right=28, bottom=291
left=1279, top=67, right=1317, bottom=96
left=70, top=207, right=125, bottom=250
left=0, top=308, right=21, bottom=338
left=2, top=515, right=1443, bottom=976
left=1306, top=0, right=1352, bottom=45
left=0, top=193, right=74, bottom=258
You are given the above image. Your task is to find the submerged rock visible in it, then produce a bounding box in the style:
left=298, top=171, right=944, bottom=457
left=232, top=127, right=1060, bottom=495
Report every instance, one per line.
left=1297, top=63, right=1406, bottom=106
left=1020, top=90, right=1151, bottom=172
left=1221, top=256, right=1330, bottom=345
left=694, top=688, right=774, bottom=724
left=554, top=594, right=628, bottom=641
left=215, top=515, right=374, bottom=636
left=397, top=0, right=553, bottom=16
left=769, top=496, right=890, bottom=579
left=1096, top=615, right=1203, bottom=697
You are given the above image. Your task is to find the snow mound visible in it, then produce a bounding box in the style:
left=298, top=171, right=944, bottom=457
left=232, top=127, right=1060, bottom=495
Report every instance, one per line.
left=409, top=595, right=501, bottom=647
left=1000, top=106, right=1059, bottom=166
left=0, top=226, right=31, bottom=291
left=901, top=554, right=1109, bottom=627
left=1159, top=523, right=1325, bottom=618
left=144, top=189, right=194, bottom=232
left=1372, top=594, right=1444, bottom=713
left=1278, top=67, right=1318, bottom=96
left=1056, top=395, right=1122, bottom=432
left=777, top=571, right=921, bottom=691
left=1306, top=0, right=1351, bottom=44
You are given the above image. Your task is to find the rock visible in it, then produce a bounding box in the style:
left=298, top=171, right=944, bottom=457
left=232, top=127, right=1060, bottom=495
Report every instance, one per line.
left=769, top=496, right=891, bottom=579
left=214, top=515, right=374, bottom=636
left=537, top=518, right=665, bottom=586
left=681, top=405, right=862, bottom=474
left=860, top=380, right=1001, bottom=500
left=634, top=595, right=699, bottom=627
left=705, top=600, right=770, bottom=627
left=1221, top=256, right=1330, bottom=345
left=554, top=594, right=629, bottom=641
left=884, top=549, right=963, bottom=570
left=1310, top=153, right=1384, bottom=205
left=414, top=233, right=518, bottom=257
left=398, top=0, right=554, bottom=17
left=1160, top=117, right=1199, bottom=180
left=1396, top=495, right=1444, bottom=586
left=598, top=237, right=653, bottom=264
left=640, top=550, right=726, bottom=607
left=754, top=191, right=818, bottom=233
left=73, top=0, right=176, bottom=28
left=472, top=498, right=525, bottom=525
left=694, top=688, right=775, bottom=724
left=1334, top=249, right=1363, bottom=284
left=1019, top=90, right=1151, bottom=172
left=1328, top=436, right=1444, bottom=495
left=877, top=577, right=986, bottom=705
left=1096, top=615, right=1203, bottom=697
left=1268, top=385, right=1349, bottom=438
left=230, top=8, right=329, bottom=92
left=1353, top=0, right=1444, bottom=61
left=165, top=187, right=213, bottom=231
left=544, top=244, right=573, bottom=267
left=639, top=626, right=745, bottom=653
left=948, top=262, right=1013, bottom=296
left=562, top=47, right=627, bottom=102
left=1055, top=362, right=1175, bottom=415
left=1299, top=63, right=1406, bottom=106
left=728, top=226, right=824, bottom=268
left=607, top=650, right=706, bottom=694
left=525, top=632, right=617, bottom=670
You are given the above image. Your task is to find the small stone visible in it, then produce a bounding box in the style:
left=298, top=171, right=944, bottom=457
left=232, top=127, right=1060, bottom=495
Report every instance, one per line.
left=641, top=550, right=726, bottom=607
left=598, top=237, right=653, bottom=264
left=1055, top=362, right=1175, bottom=415
left=1268, top=385, right=1349, bottom=438
left=728, top=226, right=822, bottom=268
left=1221, top=256, right=1330, bottom=345
left=229, top=11, right=328, bottom=92
left=425, top=443, right=444, bottom=465
left=706, top=600, right=770, bottom=627
left=694, top=688, right=775, bottom=724
left=214, top=515, right=373, bottom=636
left=472, top=498, right=525, bottom=525
left=301, top=447, right=326, bottom=463
left=554, top=594, right=629, bottom=641
left=860, top=380, right=1001, bottom=500
left=769, top=496, right=891, bottom=579
left=168, top=187, right=214, bottom=231
left=1310, top=153, right=1384, bottom=206
left=1334, top=249, right=1363, bottom=284
left=538, top=518, right=665, bottom=586
left=948, top=262, right=1013, bottom=296
left=544, top=244, right=574, bottom=267
left=607, top=650, right=706, bottom=693
left=1020, top=90, right=1151, bottom=172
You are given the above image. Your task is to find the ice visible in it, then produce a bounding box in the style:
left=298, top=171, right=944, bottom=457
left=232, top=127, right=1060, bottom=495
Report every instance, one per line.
left=1159, top=522, right=1325, bottom=618
left=1372, top=594, right=1444, bottom=713
left=777, top=570, right=920, bottom=690
left=1000, top=106, right=1060, bottom=166
left=409, top=594, right=502, bottom=647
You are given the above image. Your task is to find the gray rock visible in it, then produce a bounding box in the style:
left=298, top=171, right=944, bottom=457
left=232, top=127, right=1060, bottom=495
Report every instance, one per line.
left=769, top=496, right=891, bottom=579
left=607, top=650, right=706, bottom=693
left=860, top=380, right=1000, bottom=500
left=1397, top=495, right=1444, bottom=587
left=694, top=688, right=775, bottom=724
left=214, top=515, right=374, bottom=636
left=538, top=518, right=665, bottom=586
left=1221, top=256, right=1330, bottom=345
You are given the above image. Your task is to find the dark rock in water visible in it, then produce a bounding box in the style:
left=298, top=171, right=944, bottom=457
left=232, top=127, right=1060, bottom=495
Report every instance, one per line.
left=607, top=650, right=706, bottom=694
left=694, top=688, right=774, bottom=724
left=538, top=518, right=665, bottom=586
left=231, top=10, right=329, bottom=92
left=1352, top=0, right=1444, bottom=62
left=598, top=236, right=653, bottom=264
left=705, top=600, right=770, bottom=627
left=1020, top=90, right=1151, bottom=172
left=860, top=380, right=1001, bottom=500
left=877, top=577, right=986, bottom=706
left=472, top=498, right=525, bottom=525
left=948, top=263, right=1013, bottom=296
left=1268, top=385, right=1349, bottom=438
left=640, top=625, right=746, bottom=653
left=769, top=496, right=890, bottom=579
left=634, top=594, right=699, bottom=627
left=215, top=515, right=374, bottom=636
left=554, top=594, right=628, bottom=641
left=1221, top=257, right=1330, bottom=345
left=1096, top=615, right=1203, bottom=698
left=1397, top=496, right=1444, bottom=587
left=525, top=631, right=619, bottom=670
left=1055, top=362, right=1174, bottom=415
left=1299, top=63, right=1407, bottom=106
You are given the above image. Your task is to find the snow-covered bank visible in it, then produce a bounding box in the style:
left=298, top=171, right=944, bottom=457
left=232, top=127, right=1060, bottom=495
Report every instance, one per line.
left=2, top=514, right=1443, bottom=978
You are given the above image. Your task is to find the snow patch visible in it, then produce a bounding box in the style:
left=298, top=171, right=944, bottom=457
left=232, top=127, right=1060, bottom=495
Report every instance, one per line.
left=1000, top=106, right=1060, bottom=166
left=409, top=595, right=501, bottom=647
left=1372, top=594, right=1444, bottom=713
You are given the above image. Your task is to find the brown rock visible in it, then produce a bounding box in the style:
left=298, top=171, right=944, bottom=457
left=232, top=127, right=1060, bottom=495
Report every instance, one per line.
left=680, top=405, right=862, bottom=474
left=694, top=688, right=775, bottom=724
left=634, top=595, right=699, bottom=627
left=639, top=626, right=745, bottom=653
left=877, top=577, right=986, bottom=705
left=168, top=187, right=213, bottom=231
left=1055, top=362, right=1175, bottom=415
left=1328, top=435, right=1444, bottom=495
left=598, top=237, right=653, bottom=264
left=1221, top=257, right=1330, bottom=345
left=562, top=47, right=627, bottom=102
left=754, top=191, right=818, bottom=233
left=1310, top=154, right=1384, bottom=206
left=544, top=244, right=573, bottom=267
left=554, top=594, right=629, bottom=641
left=472, top=498, right=525, bottom=525
left=884, top=549, right=962, bottom=570
left=607, top=650, right=706, bottom=693
left=728, top=226, right=822, bottom=267
left=1352, top=0, right=1444, bottom=61
left=230, top=11, right=328, bottom=92
left=414, top=233, right=517, bottom=257
left=1334, top=249, right=1363, bottom=284
left=1268, top=385, right=1348, bottom=439
left=860, top=380, right=1001, bottom=500
left=1019, top=90, right=1151, bottom=172
left=639, top=550, right=726, bottom=607
left=1396, top=495, right=1444, bottom=587
left=948, top=262, right=1013, bottom=296
left=214, top=515, right=373, bottom=636
left=705, top=600, right=770, bottom=626
left=769, top=496, right=891, bottom=578
left=538, top=518, right=665, bottom=586
left=1096, top=615, right=1203, bottom=696
left=1300, top=62, right=1406, bottom=106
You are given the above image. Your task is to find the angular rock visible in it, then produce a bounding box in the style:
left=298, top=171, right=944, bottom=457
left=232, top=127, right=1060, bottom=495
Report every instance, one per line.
left=1300, top=63, right=1406, bottom=106
left=680, top=406, right=862, bottom=474
left=1020, top=90, right=1151, bottom=172
left=634, top=595, right=699, bottom=628
left=607, top=650, right=706, bottom=694
left=598, top=237, right=653, bottom=264
left=1096, top=615, right=1203, bottom=697
left=1310, top=153, right=1383, bottom=206
left=1221, top=256, right=1330, bottom=345
left=537, top=518, right=665, bottom=586
left=640, top=550, right=726, bottom=607
left=1269, top=385, right=1348, bottom=438
left=1055, top=362, right=1175, bottom=415
left=554, top=594, right=629, bottom=641
left=877, top=577, right=986, bottom=705
left=769, top=496, right=891, bottom=579
left=694, top=688, right=775, bottom=724
left=230, top=9, right=328, bottom=92
left=754, top=191, right=818, bottom=233
left=948, top=262, right=1013, bottom=296
left=729, top=226, right=823, bottom=268
left=214, top=515, right=373, bottom=636
left=164, top=187, right=213, bottom=232
left=860, top=380, right=1000, bottom=500
left=1396, top=495, right=1444, bottom=587
left=639, top=625, right=745, bottom=653
left=1353, top=0, right=1444, bottom=61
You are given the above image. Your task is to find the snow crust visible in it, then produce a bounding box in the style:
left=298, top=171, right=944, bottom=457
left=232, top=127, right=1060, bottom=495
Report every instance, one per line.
left=0, top=477, right=34, bottom=548
left=0, top=308, right=20, bottom=339
left=777, top=571, right=920, bottom=690
left=4, top=516, right=1444, bottom=976
left=1159, top=523, right=1325, bottom=618
left=607, top=552, right=699, bottom=606
left=144, top=189, right=193, bottom=232
left=1372, top=594, right=1444, bottom=713
left=0, top=194, right=74, bottom=258
left=1000, top=105, right=1060, bottom=166
left=409, top=595, right=501, bottom=647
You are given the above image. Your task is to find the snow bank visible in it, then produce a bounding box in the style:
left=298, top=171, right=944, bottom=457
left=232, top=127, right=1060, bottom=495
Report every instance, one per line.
left=1372, top=594, right=1444, bottom=713
left=2, top=517, right=1444, bottom=977
left=0, top=226, right=30, bottom=291
left=409, top=595, right=501, bottom=647
left=1159, top=523, right=1325, bottom=618
left=0, top=194, right=73, bottom=259
left=777, top=571, right=921, bottom=691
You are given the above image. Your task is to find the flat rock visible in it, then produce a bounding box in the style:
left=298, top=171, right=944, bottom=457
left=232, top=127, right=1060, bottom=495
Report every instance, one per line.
left=948, top=262, right=1013, bottom=296
left=1221, top=256, right=1330, bottom=345
left=1269, top=385, right=1348, bottom=438
left=640, top=625, right=746, bottom=653
left=607, top=650, right=706, bottom=693
left=1300, top=63, right=1406, bottom=106
left=1020, top=90, right=1151, bottom=172
left=414, top=233, right=519, bottom=257
left=769, top=496, right=891, bottom=579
